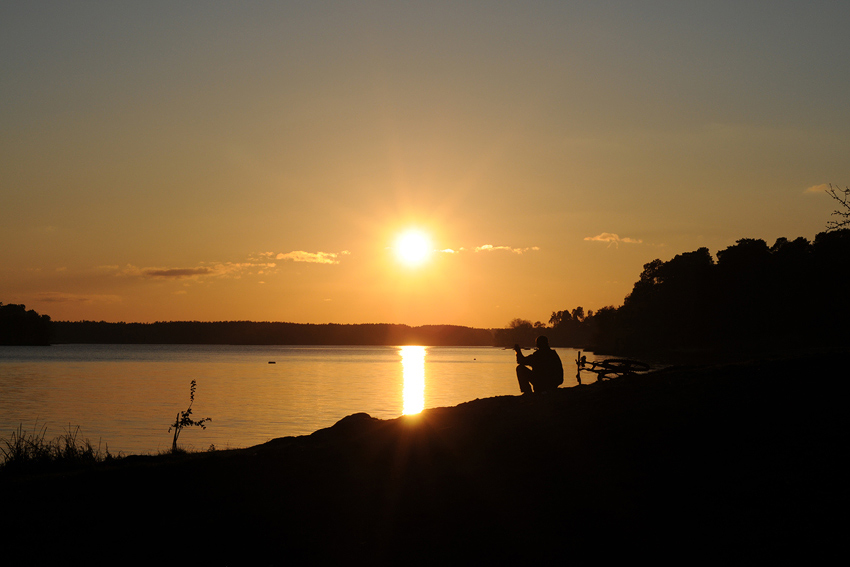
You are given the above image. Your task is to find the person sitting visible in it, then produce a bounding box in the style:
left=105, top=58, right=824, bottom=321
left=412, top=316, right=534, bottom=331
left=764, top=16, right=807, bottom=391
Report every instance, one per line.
left=514, top=336, right=564, bottom=394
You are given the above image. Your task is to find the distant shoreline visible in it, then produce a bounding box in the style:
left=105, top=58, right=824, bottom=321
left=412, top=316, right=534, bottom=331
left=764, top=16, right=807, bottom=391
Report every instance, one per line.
left=50, top=320, right=498, bottom=347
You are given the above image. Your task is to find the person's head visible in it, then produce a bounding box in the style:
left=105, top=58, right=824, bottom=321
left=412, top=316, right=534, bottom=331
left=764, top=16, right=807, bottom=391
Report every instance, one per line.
left=535, top=336, right=550, bottom=350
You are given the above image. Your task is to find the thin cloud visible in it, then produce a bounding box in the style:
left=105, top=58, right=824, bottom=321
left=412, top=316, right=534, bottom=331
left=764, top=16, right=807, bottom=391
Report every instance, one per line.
left=115, top=250, right=340, bottom=283
left=35, top=292, right=121, bottom=304
left=440, top=245, right=539, bottom=255
left=145, top=267, right=215, bottom=278
left=584, top=233, right=643, bottom=246
left=119, top=262, right=277, bottom=279
left=804, top=184, right=829, bottom=194
left=212, top=262, right=277, bottom=276
left=466, top=245, right=540, bottom=254
left=275, top=250, right=349, bottom=264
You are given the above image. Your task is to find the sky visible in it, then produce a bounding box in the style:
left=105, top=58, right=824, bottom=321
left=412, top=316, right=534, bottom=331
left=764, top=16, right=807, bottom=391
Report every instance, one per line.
left=2, top=1, right=848, bottom=328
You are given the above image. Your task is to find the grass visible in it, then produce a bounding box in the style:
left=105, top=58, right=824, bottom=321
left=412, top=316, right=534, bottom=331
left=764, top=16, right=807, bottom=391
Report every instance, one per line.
left=0, top=421, right=121, bottom=475
left=2, top=383, right=216, bottom=477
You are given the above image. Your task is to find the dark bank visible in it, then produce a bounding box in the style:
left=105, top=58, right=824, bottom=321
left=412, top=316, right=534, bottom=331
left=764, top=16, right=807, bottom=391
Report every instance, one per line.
left=3, top=351, right=846, bottom=564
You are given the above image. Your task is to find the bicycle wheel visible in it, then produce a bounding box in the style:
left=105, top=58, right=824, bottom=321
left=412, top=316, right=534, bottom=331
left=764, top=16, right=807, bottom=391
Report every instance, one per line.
left=600, top=359, right=650, bottom=375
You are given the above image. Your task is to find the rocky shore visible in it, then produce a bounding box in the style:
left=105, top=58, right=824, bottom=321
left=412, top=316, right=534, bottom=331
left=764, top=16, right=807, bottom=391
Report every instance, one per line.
left=3, top=353, right=846, bottom=564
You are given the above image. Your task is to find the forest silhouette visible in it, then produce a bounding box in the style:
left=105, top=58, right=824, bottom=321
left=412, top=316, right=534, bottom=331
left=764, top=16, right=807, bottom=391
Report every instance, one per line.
left=0, top=303, right=51, bottom=346
left=497, top=228, right=850, bottom=358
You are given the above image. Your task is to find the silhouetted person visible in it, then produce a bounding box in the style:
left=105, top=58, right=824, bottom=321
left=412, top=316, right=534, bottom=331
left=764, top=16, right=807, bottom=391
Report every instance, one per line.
left=514, top=336, right=564, bottom=394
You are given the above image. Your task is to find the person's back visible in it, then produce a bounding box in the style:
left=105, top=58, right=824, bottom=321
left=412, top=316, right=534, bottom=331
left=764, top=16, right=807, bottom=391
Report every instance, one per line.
left=531, top=347, right=564, bottom=389
left=515, top=336, right=564, bottom=393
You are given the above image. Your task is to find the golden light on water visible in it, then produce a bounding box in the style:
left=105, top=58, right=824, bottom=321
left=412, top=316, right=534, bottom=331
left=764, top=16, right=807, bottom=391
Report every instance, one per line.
left=400, top=345, right=426, bottom=415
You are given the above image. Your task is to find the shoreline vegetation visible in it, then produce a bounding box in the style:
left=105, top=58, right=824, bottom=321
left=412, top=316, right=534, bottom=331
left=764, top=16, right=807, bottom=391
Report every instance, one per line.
left=2, top=351, right=846, bottom=562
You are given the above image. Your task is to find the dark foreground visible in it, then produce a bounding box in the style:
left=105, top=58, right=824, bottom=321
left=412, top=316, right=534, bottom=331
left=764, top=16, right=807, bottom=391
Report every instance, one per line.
left=4, top=353, right=847, bottom=564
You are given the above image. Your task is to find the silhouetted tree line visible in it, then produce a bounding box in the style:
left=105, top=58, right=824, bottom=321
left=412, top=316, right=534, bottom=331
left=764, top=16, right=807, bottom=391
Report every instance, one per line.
left=51, top=321, right=495, bottom=346
left=494, top=318, right=548, bottom=348
left=515, top=229, right=850, bottom=356
left=494, top=307, right=614, bottom=348
left=0, top=303, right=51, bottom=346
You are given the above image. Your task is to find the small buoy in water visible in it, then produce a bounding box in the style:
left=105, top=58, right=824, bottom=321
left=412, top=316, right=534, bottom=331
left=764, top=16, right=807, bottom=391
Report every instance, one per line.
left=268, top=361, right=276, bottom=364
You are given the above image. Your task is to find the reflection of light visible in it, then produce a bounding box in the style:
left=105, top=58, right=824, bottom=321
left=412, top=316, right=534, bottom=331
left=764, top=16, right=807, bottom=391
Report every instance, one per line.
left=400, top=345, right=426, bottom=415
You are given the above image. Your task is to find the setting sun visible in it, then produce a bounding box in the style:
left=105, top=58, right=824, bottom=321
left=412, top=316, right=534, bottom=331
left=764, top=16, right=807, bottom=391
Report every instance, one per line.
left=394, top=230, right=433, bottom=267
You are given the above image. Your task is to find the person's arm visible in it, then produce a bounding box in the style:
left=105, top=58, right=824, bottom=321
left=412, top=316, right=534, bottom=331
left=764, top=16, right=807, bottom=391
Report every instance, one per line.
left=514, top=344, right=525, bottom=364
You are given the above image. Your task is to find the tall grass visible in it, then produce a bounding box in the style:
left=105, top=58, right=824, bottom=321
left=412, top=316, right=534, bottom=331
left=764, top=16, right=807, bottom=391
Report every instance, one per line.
left=0, top=421, right=120, bottom=475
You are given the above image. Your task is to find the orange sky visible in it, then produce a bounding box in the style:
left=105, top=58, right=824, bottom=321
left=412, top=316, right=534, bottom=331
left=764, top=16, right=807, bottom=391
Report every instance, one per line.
left=2, top=2, right=848, bottom=328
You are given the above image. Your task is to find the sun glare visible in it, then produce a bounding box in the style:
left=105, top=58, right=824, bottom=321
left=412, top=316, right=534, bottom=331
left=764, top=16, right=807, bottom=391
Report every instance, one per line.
left=394, top=230, right=432, bottom=267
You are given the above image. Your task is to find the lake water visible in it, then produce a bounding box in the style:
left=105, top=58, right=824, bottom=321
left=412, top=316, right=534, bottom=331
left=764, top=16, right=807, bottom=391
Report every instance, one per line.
left=0, top=344, right=605, bottom=455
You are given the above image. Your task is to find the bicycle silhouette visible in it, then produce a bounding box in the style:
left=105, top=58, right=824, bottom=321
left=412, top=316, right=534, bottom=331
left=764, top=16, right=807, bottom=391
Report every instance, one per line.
left=575, top=350, right=650, bottom=384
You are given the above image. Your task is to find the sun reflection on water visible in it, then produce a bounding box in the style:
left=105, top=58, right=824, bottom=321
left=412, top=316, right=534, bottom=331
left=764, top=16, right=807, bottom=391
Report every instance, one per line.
left=400, top=345, right=426, bottom=415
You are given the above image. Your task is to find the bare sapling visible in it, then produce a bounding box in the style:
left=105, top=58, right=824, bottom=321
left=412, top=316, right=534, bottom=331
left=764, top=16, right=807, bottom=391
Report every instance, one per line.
left=168, top=380, right=211, bottom=452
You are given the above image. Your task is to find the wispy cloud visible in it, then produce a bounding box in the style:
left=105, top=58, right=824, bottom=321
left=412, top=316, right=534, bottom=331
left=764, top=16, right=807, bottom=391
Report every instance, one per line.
left=119, top=262, right=277, bottom=279
left=35, top=292, right=121, bottom=303
left=804, top=184, right=829, bottom=194
left=474, top=244, right=539, bottom=254
left=442, top=244, right=540, bottom=255
left=144, top=267, right=215, bottom=278
left=584, top=233, right=643, bottom=246
left=274, top=250, right=350, bottom=264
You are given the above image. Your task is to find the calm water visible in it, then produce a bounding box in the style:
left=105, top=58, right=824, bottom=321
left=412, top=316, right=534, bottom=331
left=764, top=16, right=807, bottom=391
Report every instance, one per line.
left=0, top=344, right=604, bottom=455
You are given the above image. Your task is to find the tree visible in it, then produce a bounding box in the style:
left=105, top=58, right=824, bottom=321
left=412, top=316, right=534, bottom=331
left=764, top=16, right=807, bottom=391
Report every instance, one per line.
left=549, top=310, right=571, bottom=327
left=826, top=184, right=850, bottom=231
left=0, top=303, right=51, bottom=345
left=495, top=318, right=536, bottom=347
left=546, top=307, right=591, bottom=347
